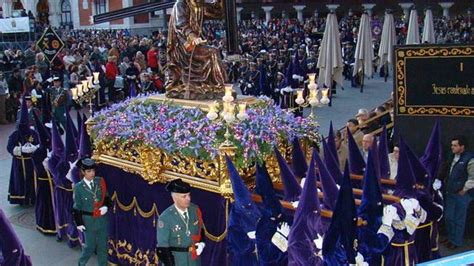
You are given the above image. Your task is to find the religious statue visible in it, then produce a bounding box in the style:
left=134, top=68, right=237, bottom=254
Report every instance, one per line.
left=165, top=0, right=228, bottom=100
left=36, top=0, right=50, bottom=25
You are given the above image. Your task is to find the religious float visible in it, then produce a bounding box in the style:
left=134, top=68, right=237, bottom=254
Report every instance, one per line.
left=83, top=0, right=328, bottom=263
left=88, top=91, right=322, bottom=264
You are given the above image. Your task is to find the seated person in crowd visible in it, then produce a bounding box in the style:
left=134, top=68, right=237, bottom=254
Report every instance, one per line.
left=360, top=134, right=374, bottom=163
left=335, top=130, right=348, bottom=171
left=345, top=118, right=364, bottom=147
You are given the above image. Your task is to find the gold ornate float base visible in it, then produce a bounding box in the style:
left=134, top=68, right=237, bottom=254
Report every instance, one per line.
left=91, top=96, right=311, bottom=198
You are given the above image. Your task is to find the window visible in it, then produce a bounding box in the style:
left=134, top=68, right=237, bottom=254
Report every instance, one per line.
left=95, top=0, right=107, bottom=15
left=61, top=0, right=72, bottom=26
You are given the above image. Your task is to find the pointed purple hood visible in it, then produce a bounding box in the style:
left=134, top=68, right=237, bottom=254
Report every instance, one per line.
left=275, top=146, right=301, bottom=202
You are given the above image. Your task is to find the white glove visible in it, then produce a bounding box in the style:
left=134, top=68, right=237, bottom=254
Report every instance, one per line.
left=77, top=225, right=86, bottom=232
left=66, top=160, right=78, bottom=182
left=247, top=84, right=252, bottom=88
left=381, top=205, right=397, bottom=226
left=300, top=178, right=306, bottom=188
left=13, top=146, right=22, bottom=156
left=409, top=198, right=420, bottom=213
left=432, top=179, right=442, bottom=191
left=354, top=252, right=368, bottom=266
left=21, top=143, right=38, bottom=153
left=195, top=242, right=205, bottom=256
left=277, top=222, right=290, bottom=238
left=400, top=199, right=416, bottom=216
left=247, top=231, right=256, bottom=239
left=291, top=201, right=299, bottom=208
left=99, top=206, right=108, bottom=216
left=313, top=233, right=323, bottom=249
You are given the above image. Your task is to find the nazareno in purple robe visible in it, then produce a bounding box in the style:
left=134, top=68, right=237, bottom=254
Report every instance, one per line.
left=51, top=160, right=80, bottom=248
left=32, top=146, right=56, bottom=235
left=0, top=208, right=32, bottom=266
left=7, top=129, right=39, bottom=205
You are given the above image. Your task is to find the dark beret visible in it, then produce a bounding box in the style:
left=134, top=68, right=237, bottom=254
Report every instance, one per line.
left=77, top=157, right=96, bottom=170
left=166, top=179, right=191, bottom=193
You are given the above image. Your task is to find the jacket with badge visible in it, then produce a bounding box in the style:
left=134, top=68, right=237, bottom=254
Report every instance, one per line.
left=157, top=203, right=204, bottom=266
left=72, top=176, right=110, bottom=229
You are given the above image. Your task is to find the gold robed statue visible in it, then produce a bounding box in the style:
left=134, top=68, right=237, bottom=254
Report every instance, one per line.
left=165, top=0, right=228, bottom=100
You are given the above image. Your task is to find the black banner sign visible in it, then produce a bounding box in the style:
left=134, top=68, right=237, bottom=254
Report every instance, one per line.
left=395, top=45, right=474, bottom=117
left=36, top=26, right=65, bottom=63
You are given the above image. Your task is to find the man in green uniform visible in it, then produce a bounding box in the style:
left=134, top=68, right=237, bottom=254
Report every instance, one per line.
left=72, top=157, right=110, bottom=266
left=47, top=76, right=67, bottom=131
left=156, top=179, right=206, bottom=266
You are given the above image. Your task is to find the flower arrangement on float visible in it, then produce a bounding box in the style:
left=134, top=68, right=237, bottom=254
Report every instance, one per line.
left=90, top=94, right=321, bottom=168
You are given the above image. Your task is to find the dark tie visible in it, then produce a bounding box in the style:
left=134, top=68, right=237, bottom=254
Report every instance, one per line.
left=183, top=212, right=188, bottom=221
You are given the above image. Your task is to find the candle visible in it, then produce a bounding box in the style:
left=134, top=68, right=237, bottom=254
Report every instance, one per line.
left=81, top=80, right=89, bottom=93
left=297, top=90, right=303, bottom=100
left=87, top=76, right=93, bottom=88
left=206, top=103, right=218, bottom=120
left=239, top=103, right=246, bottom=113
left=295, top=90, right=305, bottom=105
left=93, top=72, right=100, bottom=84
left=225, top=84, right=233, bottom=96
left=321, top=89, right=330, bottom=105
left=208, top=103, right=216, bottom=113
left=77, top=84, right=83, bottom=97
left=237, top=103, right=249, bottom=120
left=223, top=84, right=234, bottom=102
left=309, top=88, right=317, bottom=100
left=71, top=87, right=78, bottom=100
left=321, top=88, right=329, bottom=97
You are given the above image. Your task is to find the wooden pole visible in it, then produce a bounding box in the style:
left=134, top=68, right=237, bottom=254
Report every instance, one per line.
left=223, top=0, right=239, bottom=55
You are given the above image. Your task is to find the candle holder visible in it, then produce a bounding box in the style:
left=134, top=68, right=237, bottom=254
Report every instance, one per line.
left=207, top=84, right=248, bottom=147
left=72, top=73, right=101, bottom=115
left=295, top=73, right=330, bottom=119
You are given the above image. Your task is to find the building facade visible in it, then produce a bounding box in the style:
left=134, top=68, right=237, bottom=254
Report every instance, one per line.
left=0, top=0, right=470, bottom=32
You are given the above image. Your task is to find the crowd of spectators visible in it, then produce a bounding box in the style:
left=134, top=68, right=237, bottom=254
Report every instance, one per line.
left=0, top=12, right=471, bottom=125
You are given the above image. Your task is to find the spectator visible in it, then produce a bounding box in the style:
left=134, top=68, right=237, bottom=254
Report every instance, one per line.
left=443, top=135, right=474, bottom=250
left=334, top=130, right=348, bottom=171
left=0, top=72, right=8, bottom=124
left=360, top=134, right=374, bottom=163
left=105, top=56, right=119, bottom=103
left=387, top=144, right=399, bottom=181
left=24, top=43, right=36, bottom=67
left=345, top=118, right=363, bottom=147
left=35, top=53, right=49, bottom=80
left=147, top=44, right=160, bottom=73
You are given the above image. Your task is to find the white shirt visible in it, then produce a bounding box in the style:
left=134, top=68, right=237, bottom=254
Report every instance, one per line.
left=388, top=153, right=398, bottom=180
left=84, top=178, right=94, bottom=190
left=175, top=205, right=189, bottom=220
left=450, top=154, right=461, bottom=174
